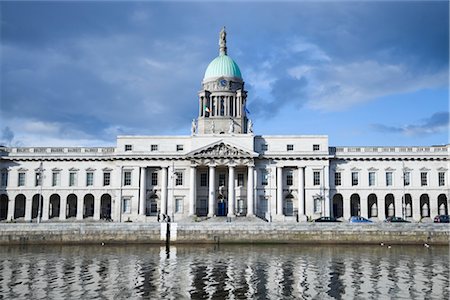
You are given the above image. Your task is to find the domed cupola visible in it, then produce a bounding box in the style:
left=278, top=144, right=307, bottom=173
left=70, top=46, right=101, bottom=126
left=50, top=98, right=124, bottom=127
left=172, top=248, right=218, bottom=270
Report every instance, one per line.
left=194, top=27, right=251, bottom=136
left=203, top=27, right=243, bottom=83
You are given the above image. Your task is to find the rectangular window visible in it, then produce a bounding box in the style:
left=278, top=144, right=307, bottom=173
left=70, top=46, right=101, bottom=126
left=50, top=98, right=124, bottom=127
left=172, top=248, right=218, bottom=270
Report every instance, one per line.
left=438, top=172, right=445, bottom=186
left=125, top=144, right=132, bottom=151
left=404, top=172, right=410, bottom=186
left=123, top=198, right=131, bottom=213
left=151, top=144, right=158, bottom=151
left=287, top=144, right=294, bottom=151
left=219, top=173, right=226, bottom=186
left=103, top=172, right=111, bottom=186
left=313, top=144, right=320, bottom=151
left=237, top=173, right=244, bottom=187
left=86, top=172, right=94, bottom=186
left=286, top=171, right=293, bottom=186
left=313, top=171, right=320, bottom=186
left=151, top=172, right=158, bottom=186
left=261, top=144, right=268, bottom=151
left=261, top=170, right=269, bottom=186
left=69, top=172, right=77, bottom=186
left=1, top=171, right=8, bottom=187
left=52, top=172, right=60, bottom=187
left=175, top=171, right=183, bottom=186
left=176, top=145, right=184, bottom=151
left=18, top=172, right=26, bottom=187
left=352, top=172, right=359, bottom=186
left=35, top=172, right=41, bottom=186
left=386, top=172, right=393, bottom=186
left=334, top=172, right=341, bottom=186
left=124, top=171, right=132, bottom=186
left=200, top=173, right=207, bottom=187
left=421, top=172, right=428, bottom=186
left=368, top=172, right=376, bottom=186
left=175, top=198, right=183, bottom=213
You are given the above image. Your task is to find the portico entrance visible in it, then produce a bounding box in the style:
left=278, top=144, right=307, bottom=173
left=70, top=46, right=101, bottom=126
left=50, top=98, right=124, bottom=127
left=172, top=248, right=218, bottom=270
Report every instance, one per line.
left=217, top=197, right=227, bottom=216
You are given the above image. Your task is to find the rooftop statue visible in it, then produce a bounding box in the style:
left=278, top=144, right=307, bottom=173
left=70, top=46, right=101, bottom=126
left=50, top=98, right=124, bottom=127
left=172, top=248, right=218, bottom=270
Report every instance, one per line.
left=219, top=26, right=227, bottom=55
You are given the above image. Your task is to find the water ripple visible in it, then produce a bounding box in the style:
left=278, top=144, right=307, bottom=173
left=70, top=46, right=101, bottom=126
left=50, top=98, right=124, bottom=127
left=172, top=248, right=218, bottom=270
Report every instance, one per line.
left=0, top=244, right=448, bottom=300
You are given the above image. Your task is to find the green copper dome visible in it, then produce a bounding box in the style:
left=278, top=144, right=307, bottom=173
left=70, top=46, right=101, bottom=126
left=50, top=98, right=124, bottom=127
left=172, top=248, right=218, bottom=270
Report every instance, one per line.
left=203, top=54, right=242, bottom=80
left=203, top=27, right=242, bottom=81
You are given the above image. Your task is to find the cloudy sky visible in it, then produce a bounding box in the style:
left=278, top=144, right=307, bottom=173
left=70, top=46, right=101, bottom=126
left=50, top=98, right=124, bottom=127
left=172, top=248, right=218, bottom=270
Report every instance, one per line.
left=1, top=1, right=448, bottom=147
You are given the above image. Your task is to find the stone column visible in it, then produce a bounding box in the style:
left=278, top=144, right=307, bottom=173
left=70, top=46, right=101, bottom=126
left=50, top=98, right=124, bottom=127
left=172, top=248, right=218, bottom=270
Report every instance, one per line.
left=412, top=194, right=421, bottom=221
left=323, top=167, right=330, bottom=217
left=76, top=196, right=83, bottom=220
left=161, top=167, right=168, bottom=215
left=360, top=194, right=368, bottom=219
left=167, top=165, right=175, bottom=216
left=189, top=165, right=196, bottom=216
left=227, top=165, right=235, bottom=217
left=7, top=197, right=15, bottom=221
left=276, top=166, right=283, bottom=216
left=42, top=195, right=49, bottom=221
left=24, top=198, right=32, bottom=221
left=343, top=195, right=350, bottom=220
left=429, top=193, right=438, bottom=219
left=208, top=165, right=216, bottom=217
left=378, top=196, right=385, bottom=221
left=247, top=165, right=254, bottom=216
left=394, top=193, right=403, bottom=218
left=298, top=167, right=306, bottom=221
left=59, top=195, right=66, bottom=220
left=93, top=196, right=100, bottom=220
left=139, top=167, right=147, bottom=216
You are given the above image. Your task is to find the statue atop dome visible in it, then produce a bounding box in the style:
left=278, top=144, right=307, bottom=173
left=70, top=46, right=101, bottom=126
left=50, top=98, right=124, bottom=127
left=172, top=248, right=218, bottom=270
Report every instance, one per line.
left=219, top=26, right=227, bottom=56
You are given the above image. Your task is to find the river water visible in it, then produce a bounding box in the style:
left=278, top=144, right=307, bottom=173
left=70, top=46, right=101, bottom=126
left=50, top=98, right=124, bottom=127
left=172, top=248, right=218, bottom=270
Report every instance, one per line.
left=0, top=244, right=448, bottom=299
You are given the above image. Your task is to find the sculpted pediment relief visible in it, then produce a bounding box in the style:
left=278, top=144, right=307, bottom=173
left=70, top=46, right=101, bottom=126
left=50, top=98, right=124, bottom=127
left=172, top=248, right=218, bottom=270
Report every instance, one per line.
left=187, top=142, right=255, bottom=159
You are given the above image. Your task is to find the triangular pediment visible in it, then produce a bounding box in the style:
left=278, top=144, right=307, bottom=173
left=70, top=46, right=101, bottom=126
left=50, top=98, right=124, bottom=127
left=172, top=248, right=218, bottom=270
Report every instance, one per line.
left=187, top=141, right=257, bottom=159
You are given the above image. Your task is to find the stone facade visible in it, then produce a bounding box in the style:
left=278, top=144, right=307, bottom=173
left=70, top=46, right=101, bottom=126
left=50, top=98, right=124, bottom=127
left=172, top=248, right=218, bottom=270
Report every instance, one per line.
left=0, top=30, right=448, bottom=223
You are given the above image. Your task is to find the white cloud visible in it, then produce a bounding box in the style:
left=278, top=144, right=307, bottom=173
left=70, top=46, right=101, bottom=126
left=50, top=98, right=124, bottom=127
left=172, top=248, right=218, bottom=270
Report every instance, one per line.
left=304, top=60, right=448, bottom=111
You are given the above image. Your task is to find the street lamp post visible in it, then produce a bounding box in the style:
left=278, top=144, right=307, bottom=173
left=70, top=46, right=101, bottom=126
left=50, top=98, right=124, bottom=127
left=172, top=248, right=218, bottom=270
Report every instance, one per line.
left=37, top=161, right=44, bottom=224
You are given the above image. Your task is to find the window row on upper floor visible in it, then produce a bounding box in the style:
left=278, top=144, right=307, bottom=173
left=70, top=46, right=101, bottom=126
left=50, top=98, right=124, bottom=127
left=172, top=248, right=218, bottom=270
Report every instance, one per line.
left=333, top=170, right=446, bottom=188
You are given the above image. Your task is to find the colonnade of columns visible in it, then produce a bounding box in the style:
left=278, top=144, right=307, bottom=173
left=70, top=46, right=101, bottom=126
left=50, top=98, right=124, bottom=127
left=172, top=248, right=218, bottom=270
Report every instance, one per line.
left=138, top=164, right=257, bottom=218
left=137, top=164, right=310, bottom=219
left=199, top=95, right=243, bottom=118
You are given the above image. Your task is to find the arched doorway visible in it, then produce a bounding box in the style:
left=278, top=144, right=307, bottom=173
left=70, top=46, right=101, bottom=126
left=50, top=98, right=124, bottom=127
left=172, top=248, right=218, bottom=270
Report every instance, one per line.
left=404, top=194, right=412, bottom=218
left=146, top=194, right=158, bottom=216
left=438, top=194, right=448, bottom=215
left=100, top=194, right=112, bottom=220
left=385, top=194, right=395, bottom=217
left=49, top=194, right=60, bottom=219
left=67, top=194, right=77, bottom=218
left=332, top=194, right=343, bottom=218
left=284, top=194, right=294, bottom=216
left=14, top=194, right=26, bottom=219
left=367, top=194, right=377, bottom=218
left=350, top=194, right=360, bottom=217
left=420, top=194, right=430, bottom=218
left=84, top=194, right=94, bottom=218
left=31, top=194, right=43, bottom=219
left=0, top=194, right=8, bottom=221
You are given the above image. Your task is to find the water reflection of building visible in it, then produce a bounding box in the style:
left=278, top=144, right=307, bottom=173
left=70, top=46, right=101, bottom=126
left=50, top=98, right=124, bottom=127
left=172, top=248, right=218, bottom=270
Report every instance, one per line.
left=0, top=245, right=449, bottom=299
left=0, top=29, right=448, bottom=224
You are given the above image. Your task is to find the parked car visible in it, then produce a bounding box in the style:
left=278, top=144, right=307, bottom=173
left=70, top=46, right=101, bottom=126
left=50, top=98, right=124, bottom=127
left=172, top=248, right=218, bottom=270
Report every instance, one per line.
left=434, top=215, right=450, bottom=223
left=384, top=216, right=410, bottom=223
left=349, top=216, right=373, bottom=223
left=313, top=216, right=341, bottom=223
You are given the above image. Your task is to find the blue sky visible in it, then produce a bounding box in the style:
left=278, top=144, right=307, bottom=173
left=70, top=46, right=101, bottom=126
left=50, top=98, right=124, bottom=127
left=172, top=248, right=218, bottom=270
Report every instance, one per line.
left=1, top=1, right=448, bottom=147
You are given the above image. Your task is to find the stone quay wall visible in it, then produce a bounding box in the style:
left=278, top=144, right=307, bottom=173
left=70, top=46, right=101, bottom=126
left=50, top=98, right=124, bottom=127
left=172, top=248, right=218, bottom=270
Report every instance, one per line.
left=0, top=223, right=448, bottom=245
